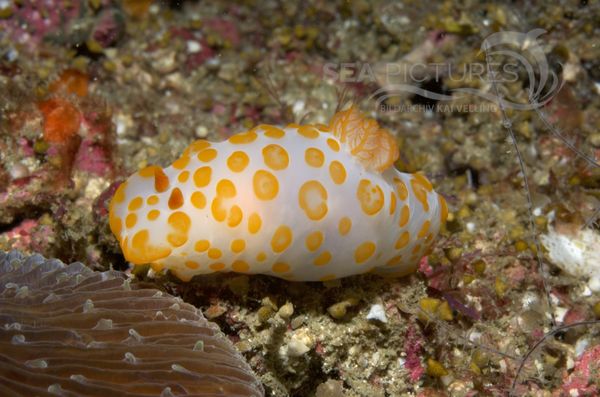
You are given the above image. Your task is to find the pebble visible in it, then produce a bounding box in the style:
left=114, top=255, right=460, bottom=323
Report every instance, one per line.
left=195, top=125, right=208, bottom=138
left=277, top=301, right=294, bottom=320
left=365, top=303, right=387, bottom=323
left=574, top=337, right=589, bottom=357
left=284, top=328, right=314, bottom=357
left=9, top=163, right=29, bottom=179
left=152, top=51, right=177, bottom=74
left=327, top=298, right=358, bottom=320
left=290, top=315, right=306, bottom=329
left=426, top=358, right=449, bottom=377
left=218, top=63, right=237, bottom=81
left=315, top=380, right=345, bottom=397
left=589, top=133, right=600, bottom=148
left=186, top=40, right=202, bottom=53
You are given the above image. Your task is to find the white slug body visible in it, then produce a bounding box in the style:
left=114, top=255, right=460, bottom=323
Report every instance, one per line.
left=109, top=108, right=447, bottom=281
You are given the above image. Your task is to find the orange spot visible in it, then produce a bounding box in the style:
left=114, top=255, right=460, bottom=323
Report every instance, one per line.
left=297, top=125, right=319, bottom=139
left=167, top=211, right=191, bottom=247
left=193, top=166, right=212, bottom=188
left=127, top=229, right=171, bottom=264
left=256, top=252, right=267, bottom=261
left=390, top=192, right=397, bottom=215
left=49, top=69, right=89, bottom=97
left=314, top=251, right=331, bottom=266
left=229, top=130, right=257, bottom=144
left=128, top=196, right=143, bottom=211
left=231, top=239, right=246, bottom=253
left=198, top=148, right=217, bottom=162
left=272, top=262, right=290, bottom=273
left=395, top=232, right=410, bottom=249
left=209, top=262, right=226, bottom=271
left=227, top=151, right=250, bottom=172
left=399, top=205, right=410, bottom=227
left=315, top=123, right=330, bottom=132
left=386, top=255, right=403, bottom=266
left=413, top=172, right=433, bottom=192
left=185, top=261, right=200, bottom=270
left=411, top=244, right=422, bottom=255
left=262, top=125, right=285, bottom=138
left=253, top=170, right=279, bottom=200
left=327, top=138, right=340, bottom=152
left=211, top=197, right=227, bottom=222
left=271, top=225, right=293, bottom=253
left=125, top=213, right=137, bottom=228
left=439, top=194, right=448, bottom=224
left=329, top=161, right=346, bottom=185
left=172, top=270, right=192, bottom=282
left=194, top=240, right=210, bottom=252
left=147, top=209, right=160, bottom=220
left=154, top=168, right=170, bottom=193
left=139, top=165, right=159, bottom=177
left=355, top=241, right=376, bottom=264
left=227, top=205, right=243, bottom=227
left=178, top=171, right=190, bottom=183
left=208, top=248, right=222, bottom=259
left=191, top=191, right=206, bottom=209
left=216, top=179, right=237, bottom=198
left=183, top=140, right=211, bottom=157
left=151, top=263, right=164, bottom=272
left=418, top=221, right=430, bottom=238
left=168, top=187, right=184, bottom=210
left=109, top=215, right=122, bottom=237
left=232, top=260, right=250, bottom=272
left=298, top=180, right=328, bottom=221
left=356, top=179, right=384, bottom=216
left=248, top=212, right=262, bottom=234
left=263, top=144, right=289, bottom=170
left=305, top=147, right=325, bottom=167
left=411, top=178, right=430, bottom=212
left=425, top=233, right=434, bottom=244
left=147, top=195, right=159, bottom=205
left=394, top=178, right=408, bottom=201
left=172, top=156, right=190, bottom=170
left=305, top=231, right=323, bottom=252
left=112, top=182, right=127, bottom=204
left=38, top=98, right=81, bottom=143
left=338, top=217, right=352, bottom=236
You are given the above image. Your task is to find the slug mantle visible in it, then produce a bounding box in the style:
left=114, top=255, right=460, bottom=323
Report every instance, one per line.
left=109, top=107, right=447, bottom=281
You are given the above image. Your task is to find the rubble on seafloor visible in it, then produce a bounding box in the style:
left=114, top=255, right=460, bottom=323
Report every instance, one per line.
left=1, top=0, right=600, bottom=396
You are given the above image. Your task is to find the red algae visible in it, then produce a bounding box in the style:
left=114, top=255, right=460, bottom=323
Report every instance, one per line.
left=48, top=69, right=89, bottom=98
left=38, top=98, right=81, bottom=144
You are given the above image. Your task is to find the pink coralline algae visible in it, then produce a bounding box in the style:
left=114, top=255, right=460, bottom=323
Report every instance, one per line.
left=73, top=137, right=113, bottom=177
left=554, top=345, right=600, bottom=397
left=0, top=0, right=82, bottom=49
left=74, top=108, right=117, bottom=178
left=3, top=219, right=37, bottom=250
left=404, top=324, right=425, bottom=382
left=204, top=18, right=241, bottom=48
left=169, top=27, right=215, bottom=70
left=92, top=9, right=124, bottom=48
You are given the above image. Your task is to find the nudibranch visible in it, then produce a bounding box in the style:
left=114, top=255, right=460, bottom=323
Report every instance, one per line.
left=109, top=107, right=447, bottom=281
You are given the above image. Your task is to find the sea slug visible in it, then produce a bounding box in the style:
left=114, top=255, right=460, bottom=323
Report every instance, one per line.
left=109, top=107, right=447, bottom=281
